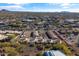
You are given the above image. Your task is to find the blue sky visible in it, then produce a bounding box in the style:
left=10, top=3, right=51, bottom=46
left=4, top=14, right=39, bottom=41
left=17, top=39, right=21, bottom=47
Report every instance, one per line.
left=0, top=3, right=79, bottom=12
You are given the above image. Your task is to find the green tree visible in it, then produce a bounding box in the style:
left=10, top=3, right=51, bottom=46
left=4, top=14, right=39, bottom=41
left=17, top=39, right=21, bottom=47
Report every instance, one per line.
left=3, top=47, right=19, bottom=56
left=51, top=42, right=72, bottom=55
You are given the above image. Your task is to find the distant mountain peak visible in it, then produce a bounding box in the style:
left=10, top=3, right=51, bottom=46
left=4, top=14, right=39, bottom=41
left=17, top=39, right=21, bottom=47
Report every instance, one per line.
left=0, top=9, right=9, bottom=12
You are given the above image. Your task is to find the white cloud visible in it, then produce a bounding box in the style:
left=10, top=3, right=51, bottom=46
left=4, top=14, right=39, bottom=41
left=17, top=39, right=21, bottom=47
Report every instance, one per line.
left=60, top=3, right=71, bottom=8
left=0, top=0, right=79, bottom=4
left=66, top=9, right=79, bottom=12
left=35, top=8, right=79, bottom=12
left=54, top=8, right=79, bottom=12
left=0, top=4, right=26, bottom=11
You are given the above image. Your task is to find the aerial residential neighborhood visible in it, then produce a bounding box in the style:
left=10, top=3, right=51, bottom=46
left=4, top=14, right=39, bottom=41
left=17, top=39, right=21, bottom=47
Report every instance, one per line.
left=0, top=3, right=79, bottom=56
